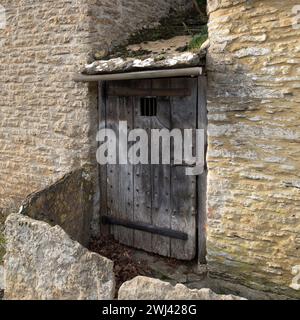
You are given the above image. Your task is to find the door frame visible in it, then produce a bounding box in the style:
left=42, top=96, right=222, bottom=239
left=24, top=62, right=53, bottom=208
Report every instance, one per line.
left=97, top=76, right=207, bottom=263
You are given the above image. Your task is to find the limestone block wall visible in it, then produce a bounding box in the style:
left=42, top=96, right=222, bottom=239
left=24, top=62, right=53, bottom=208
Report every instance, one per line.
left=206, top=0, right=300, bottom=298
left=0, top=0, right=190, bottom=225
left=0, top=0, right=93, bottom=217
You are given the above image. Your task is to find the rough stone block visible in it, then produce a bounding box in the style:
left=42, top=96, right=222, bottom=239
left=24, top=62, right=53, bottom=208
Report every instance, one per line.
left=4, top=213, right=115, bottom=300
left=118, top=276, right=245, bottom=300
left=20, top=167, right=94, bottom=247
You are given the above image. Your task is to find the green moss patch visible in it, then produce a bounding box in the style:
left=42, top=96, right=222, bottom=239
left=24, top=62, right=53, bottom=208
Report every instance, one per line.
left=196, top=0, right=207, bottom=5
left=188, top=27, right=208, bottom=51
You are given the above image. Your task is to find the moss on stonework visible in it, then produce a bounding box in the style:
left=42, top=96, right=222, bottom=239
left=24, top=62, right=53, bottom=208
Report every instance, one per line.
left=102, top=47, right=152, bottom=60
left=154, top=54, right=167, bottom=62
left=188, top=27, right=208, bottom=51
left=196, top=0, right=207, bottom=5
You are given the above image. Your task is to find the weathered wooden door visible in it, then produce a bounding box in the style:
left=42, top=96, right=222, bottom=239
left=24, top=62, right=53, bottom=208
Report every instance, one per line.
left=100, top=78, right=198, bottom=260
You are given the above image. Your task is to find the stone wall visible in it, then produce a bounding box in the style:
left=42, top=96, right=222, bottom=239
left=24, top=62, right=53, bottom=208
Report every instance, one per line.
left=0, top=0, right=191, bottom=229
left=206, top=0, right=300, bottom=298
left=0, top=0, right=95, bottom=219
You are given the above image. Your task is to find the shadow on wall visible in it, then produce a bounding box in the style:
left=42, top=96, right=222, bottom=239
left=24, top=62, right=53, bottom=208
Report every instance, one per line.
left=19, top=166, right=94, bottom=247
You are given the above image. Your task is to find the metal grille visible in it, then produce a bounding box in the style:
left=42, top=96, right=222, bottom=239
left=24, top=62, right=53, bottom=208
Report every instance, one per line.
left=140, top=97, right=157, bottom=116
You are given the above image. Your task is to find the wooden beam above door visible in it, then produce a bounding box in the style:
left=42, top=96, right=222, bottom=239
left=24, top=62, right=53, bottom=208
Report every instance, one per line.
left=74, top=67, right=203, bottom=82
left=107, top=87, right=192, bottom=97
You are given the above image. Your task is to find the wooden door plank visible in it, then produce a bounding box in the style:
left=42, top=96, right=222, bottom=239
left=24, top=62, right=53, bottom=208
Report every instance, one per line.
left=106, top=82, right=120, bottom=241
left=170, top=78, right=198, bottom=260
left=118, top=83, right=134, bottom=247
left=98, top=81, right=109, bottom=236
left=151, top=79, right=171, bottom=257
left=132, top=79, right=153, bottom=252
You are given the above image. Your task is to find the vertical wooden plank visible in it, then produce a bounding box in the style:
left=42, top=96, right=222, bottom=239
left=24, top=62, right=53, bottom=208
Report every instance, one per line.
left=197, top=76, right=208, bottom=263
left=170, top=77, right=198, bottom=260
left=132, top=79, right=153, bottom=252
left=151, top=78, right=171, bottom=257
left=117, top=81, right=134, bottom=247
left=106, top=81, right=120, bottom=241
left=98, top=81, right=109, bottom=236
